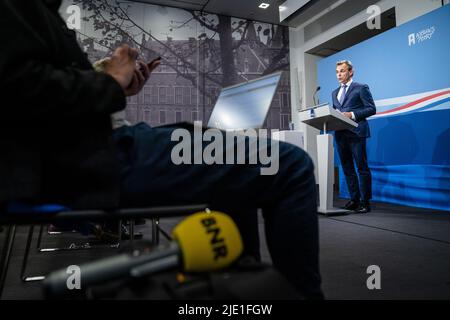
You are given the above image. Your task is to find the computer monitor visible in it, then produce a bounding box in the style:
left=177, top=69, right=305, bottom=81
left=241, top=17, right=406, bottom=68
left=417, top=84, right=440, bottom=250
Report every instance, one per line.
left=207, top=71, right=283, bottom=130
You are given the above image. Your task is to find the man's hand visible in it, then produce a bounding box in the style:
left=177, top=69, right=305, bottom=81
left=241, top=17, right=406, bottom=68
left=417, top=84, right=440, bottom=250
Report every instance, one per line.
left=103, top=45, right=138, bottom=93
left=124, top=59, right=160, bottom=97
left=343, top=112, right=353, bottom=119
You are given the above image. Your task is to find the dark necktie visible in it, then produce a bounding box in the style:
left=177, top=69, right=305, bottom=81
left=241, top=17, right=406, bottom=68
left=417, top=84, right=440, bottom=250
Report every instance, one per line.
left=339, top=84, right=347, bottom=105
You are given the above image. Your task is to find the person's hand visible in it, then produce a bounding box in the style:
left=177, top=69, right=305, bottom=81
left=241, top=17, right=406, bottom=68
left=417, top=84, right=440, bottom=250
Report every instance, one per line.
left=343, top=112, right=353, bottom=119
left=124, top=59, right=161, bottom=96
left=148, top=58, right=161, bottom=73
left=124, top=60, right=150, bottom=97
left=103, top=45, right=138, bottom=93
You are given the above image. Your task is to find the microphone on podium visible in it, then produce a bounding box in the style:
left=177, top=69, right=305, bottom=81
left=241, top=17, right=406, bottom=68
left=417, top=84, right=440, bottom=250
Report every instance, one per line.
left=43, top=211, right=243, bottom=297
left=313, top=86, right=321, bottom=105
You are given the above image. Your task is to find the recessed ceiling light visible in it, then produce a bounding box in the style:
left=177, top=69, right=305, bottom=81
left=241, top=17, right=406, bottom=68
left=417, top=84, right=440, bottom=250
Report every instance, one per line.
left=279, top=5, right=286, bottom=12
left=259, top=3, right=270, bottom=9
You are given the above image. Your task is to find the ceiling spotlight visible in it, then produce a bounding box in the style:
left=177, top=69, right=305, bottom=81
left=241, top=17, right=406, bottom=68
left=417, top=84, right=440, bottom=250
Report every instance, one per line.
left=259, top=3, right=270, bottom=9
left=279, top=6, right=286, bottom=12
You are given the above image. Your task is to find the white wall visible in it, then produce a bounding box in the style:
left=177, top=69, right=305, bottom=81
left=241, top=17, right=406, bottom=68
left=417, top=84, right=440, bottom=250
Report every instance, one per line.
left=395, top=0, right=443, bottom=25
left=289, top=0, right=444, bottom=178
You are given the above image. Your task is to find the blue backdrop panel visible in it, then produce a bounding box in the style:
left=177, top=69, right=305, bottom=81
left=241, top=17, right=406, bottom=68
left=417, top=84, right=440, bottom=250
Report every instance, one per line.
left=318, top=5, right=450, bottom=211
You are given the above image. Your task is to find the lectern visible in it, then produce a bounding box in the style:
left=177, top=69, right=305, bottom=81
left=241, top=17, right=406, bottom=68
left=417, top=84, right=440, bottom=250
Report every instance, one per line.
left=299, top=104, right=358, bottom=215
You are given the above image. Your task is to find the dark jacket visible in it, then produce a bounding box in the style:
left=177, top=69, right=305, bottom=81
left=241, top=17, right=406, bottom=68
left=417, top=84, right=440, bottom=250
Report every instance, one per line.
left=0, top=0, right=126, bottom=209
left=332, top=81, right=376, bottom=138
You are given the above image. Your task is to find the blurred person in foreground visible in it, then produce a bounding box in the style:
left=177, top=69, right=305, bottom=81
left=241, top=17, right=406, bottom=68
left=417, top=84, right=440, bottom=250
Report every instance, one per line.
left=0, top=0, right=323, bottom=299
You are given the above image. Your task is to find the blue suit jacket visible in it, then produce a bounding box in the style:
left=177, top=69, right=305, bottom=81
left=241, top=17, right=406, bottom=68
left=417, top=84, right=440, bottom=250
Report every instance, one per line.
left=332, top=82, right=376, bottom=138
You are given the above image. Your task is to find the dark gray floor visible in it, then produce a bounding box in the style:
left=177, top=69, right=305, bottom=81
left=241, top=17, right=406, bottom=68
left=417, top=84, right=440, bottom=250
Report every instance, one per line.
left=1, top=199, right=450, bottom=299
left=319, top=205, right=450, bottom=299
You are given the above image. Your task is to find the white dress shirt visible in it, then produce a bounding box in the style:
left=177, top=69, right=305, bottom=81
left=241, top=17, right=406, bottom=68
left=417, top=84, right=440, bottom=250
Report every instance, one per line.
left=337, top=79, right=355, bottom=120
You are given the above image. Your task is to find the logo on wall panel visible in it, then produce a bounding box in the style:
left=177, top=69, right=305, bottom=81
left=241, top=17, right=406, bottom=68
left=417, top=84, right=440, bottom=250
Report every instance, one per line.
left=371, top=88, right=450, bottom=119
left=408, top=26, right=435, bottom=46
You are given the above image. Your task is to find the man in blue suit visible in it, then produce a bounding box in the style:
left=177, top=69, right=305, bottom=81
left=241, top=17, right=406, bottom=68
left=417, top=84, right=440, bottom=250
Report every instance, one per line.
left=332, top=60, right=376, bottom=213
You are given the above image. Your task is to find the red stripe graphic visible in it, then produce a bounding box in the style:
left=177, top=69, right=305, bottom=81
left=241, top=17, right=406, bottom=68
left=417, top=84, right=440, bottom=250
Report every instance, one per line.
left=376, top=89, right=450, bottom=115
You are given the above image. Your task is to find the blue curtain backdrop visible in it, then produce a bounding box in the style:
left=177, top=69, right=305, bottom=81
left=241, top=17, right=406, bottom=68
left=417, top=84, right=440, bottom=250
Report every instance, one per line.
left=318, top=5, right=450, bottom=211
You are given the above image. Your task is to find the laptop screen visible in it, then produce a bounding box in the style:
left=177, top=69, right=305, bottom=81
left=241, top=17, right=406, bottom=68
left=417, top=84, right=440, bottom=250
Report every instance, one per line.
left=207, top=72, right=282, bottom=130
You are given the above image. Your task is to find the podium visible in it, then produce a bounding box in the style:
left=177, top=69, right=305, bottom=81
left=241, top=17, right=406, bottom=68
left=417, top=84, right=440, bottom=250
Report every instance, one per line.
left=299, top=104, right=358, bottom=215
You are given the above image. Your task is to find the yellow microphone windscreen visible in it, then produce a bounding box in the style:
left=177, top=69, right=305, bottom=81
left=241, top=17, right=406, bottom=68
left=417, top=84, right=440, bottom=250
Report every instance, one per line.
left=171, top=211, right=243, bottom=272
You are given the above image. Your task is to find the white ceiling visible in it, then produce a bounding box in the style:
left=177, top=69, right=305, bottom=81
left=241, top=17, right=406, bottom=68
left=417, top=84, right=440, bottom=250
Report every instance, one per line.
left=129, top=0, right=328, bottom=26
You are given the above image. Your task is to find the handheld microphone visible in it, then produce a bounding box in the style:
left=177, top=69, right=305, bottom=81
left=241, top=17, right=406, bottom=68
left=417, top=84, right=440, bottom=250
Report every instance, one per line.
left=313, top=86, right=321, bottom=105
left=43, top=211, right=243, bottom=297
